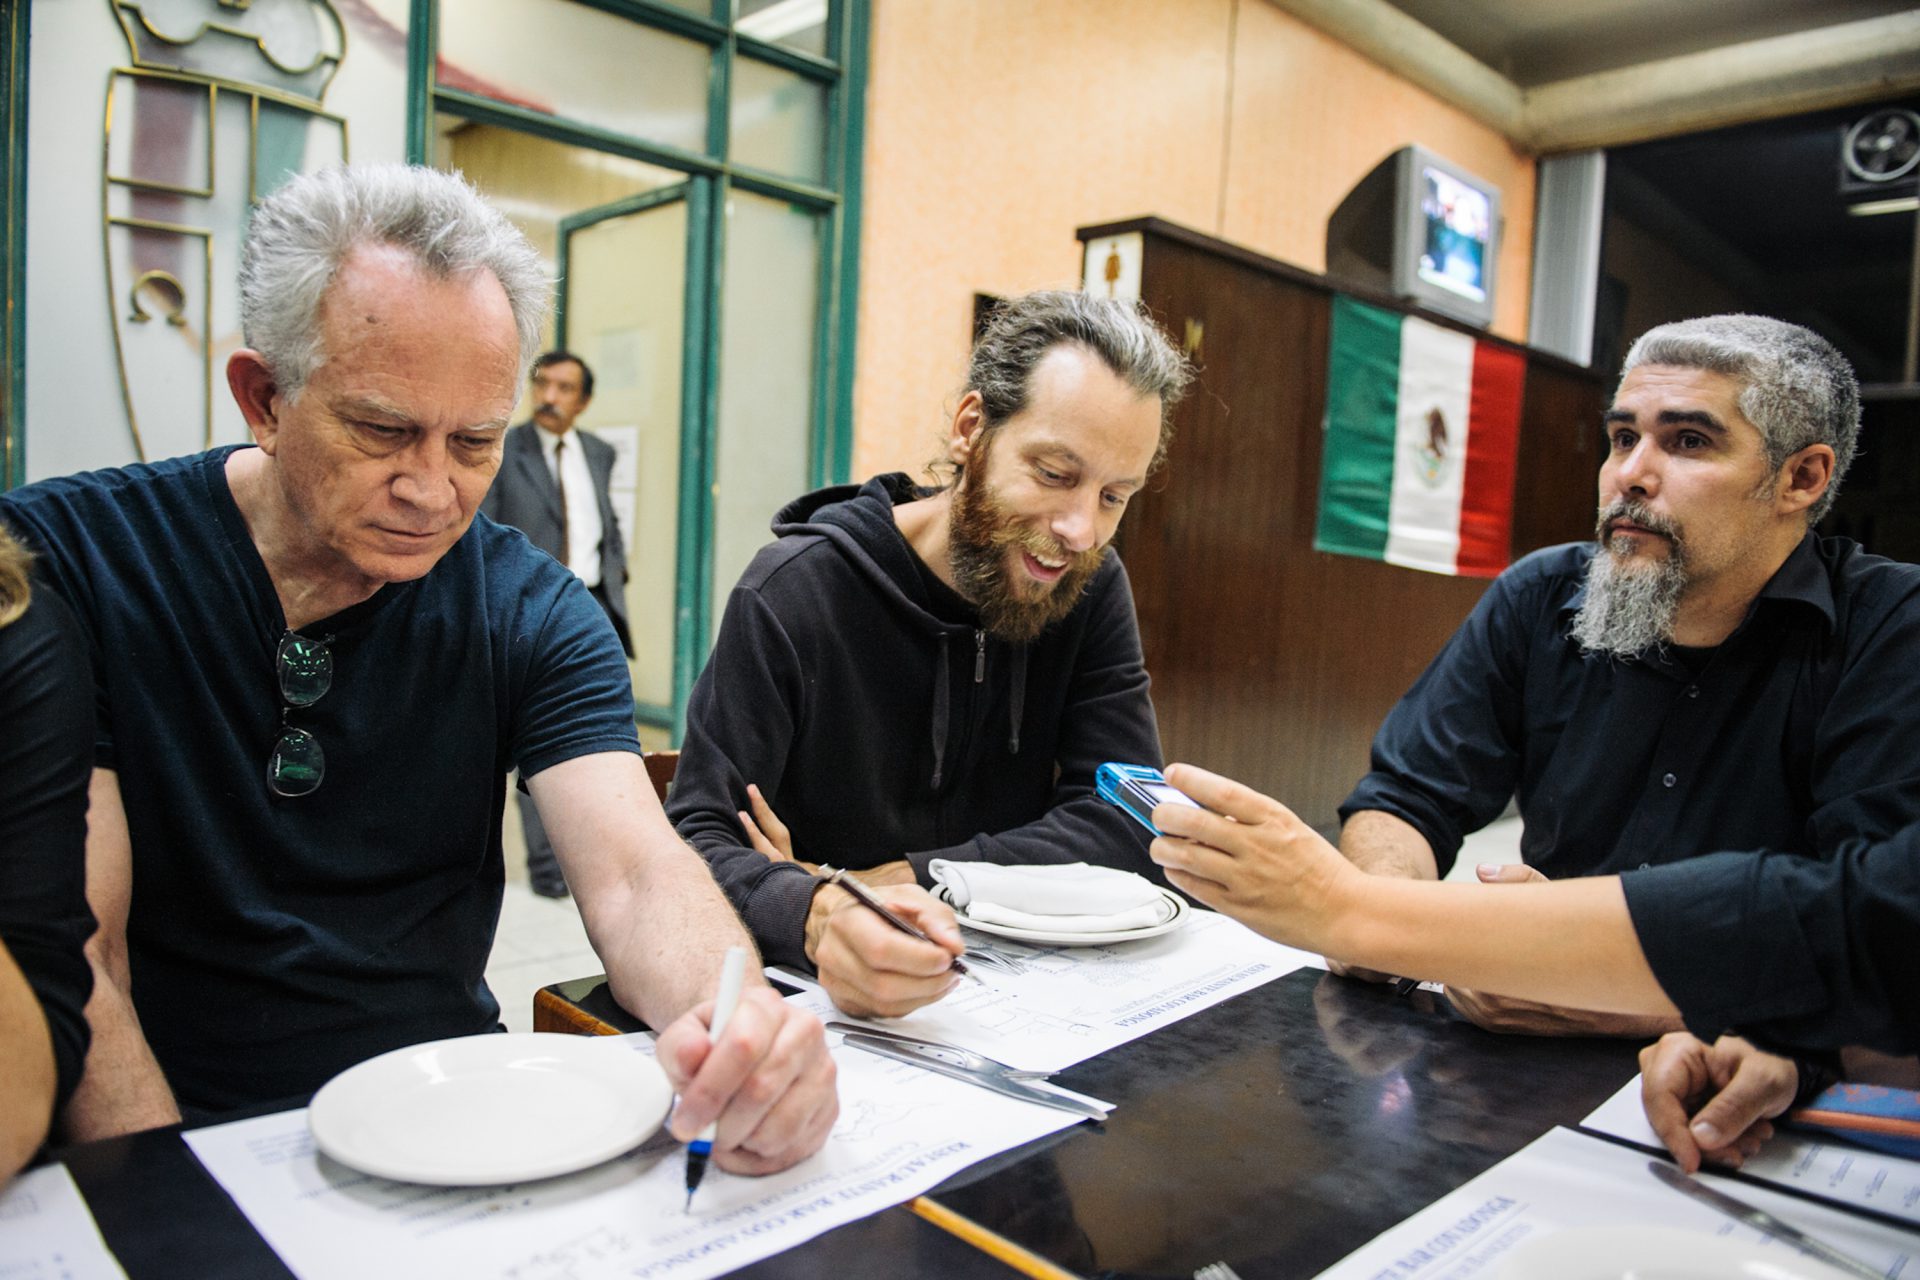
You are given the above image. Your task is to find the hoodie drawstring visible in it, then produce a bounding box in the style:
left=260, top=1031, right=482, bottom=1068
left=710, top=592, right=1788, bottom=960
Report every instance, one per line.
left=1007, top=644, right=1027, bottom=755
left=930, top=632, right=950, bottom=789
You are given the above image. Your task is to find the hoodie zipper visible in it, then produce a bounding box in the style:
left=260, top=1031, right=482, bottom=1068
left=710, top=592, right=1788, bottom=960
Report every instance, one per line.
left=973, top=628, right=986, bottom=683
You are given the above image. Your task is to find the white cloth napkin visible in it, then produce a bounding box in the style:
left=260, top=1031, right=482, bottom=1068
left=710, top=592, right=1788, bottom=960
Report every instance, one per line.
left=928, top=861, right=1173, bottom=933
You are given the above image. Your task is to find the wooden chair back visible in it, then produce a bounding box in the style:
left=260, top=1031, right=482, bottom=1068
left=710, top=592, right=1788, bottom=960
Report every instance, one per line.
left=642, top=750, right=679, bottom=804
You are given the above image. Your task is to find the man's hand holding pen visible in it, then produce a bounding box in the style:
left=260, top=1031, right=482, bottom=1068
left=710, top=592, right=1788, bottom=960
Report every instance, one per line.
left=804, top=877, right=966, bottom=1018
left=735, top=782, right=962, bottom=1018
left=657, top=980, right=839, bottom=1178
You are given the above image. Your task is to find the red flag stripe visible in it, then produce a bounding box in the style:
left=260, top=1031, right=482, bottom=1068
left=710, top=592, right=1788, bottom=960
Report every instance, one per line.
left=1456, top=341, right=1526, bottom=578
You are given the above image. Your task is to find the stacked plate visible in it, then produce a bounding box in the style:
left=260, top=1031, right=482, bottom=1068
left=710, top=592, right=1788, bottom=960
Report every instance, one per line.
left=933, top=883, right=1189, bottom=946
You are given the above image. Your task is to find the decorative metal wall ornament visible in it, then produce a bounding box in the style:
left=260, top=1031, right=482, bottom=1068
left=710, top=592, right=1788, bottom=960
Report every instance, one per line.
left=103, top=0, right=347, bottom=462
left=128, top=268, right=192, bottom=325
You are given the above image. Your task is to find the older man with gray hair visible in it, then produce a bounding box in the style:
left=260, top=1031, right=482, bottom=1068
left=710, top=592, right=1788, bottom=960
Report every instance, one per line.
left=1334, top=313, right=1920, bottom=1037
left=0, top=164, right=837, bottom=1166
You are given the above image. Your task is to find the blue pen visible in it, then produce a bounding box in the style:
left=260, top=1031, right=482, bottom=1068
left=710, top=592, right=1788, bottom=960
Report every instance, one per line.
left=684, top=945, right=749, bottom=1211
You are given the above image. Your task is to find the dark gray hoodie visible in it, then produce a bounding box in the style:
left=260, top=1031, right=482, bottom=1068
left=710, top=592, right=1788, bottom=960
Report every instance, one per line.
left=667, top=473, right=1166, bottom=969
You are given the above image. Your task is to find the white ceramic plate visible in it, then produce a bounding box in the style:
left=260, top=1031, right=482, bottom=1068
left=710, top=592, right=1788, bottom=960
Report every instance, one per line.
left=308, top=1032, right=672, bottom=1186
left=935, top=884, right=1189, bottom=946
left=1495, top=1225, right=1856, bottom=1280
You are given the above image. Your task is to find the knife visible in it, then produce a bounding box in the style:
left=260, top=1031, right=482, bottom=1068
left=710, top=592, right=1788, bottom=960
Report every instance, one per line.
left=1646, top=1160, right=1886, bottom=1280
left=824, top=1021, right=1050, bottom=1079
left=839, top=1033, right=1112, bottom=1121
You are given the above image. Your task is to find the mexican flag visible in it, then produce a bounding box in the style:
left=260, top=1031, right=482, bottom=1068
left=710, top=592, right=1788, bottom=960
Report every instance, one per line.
left=1314, top=296, right=1526, bottom=578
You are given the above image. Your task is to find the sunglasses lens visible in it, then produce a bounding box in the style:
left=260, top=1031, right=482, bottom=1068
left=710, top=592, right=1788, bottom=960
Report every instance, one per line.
left=278, top=634, right=332, bottom=707
left=268, top=726, right=325, bottom=797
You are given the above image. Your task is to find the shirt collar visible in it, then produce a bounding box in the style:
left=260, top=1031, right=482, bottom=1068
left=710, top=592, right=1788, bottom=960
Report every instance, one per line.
left=536, top=425, right=572, bottom=458
left=1561, top=555, right=1592, bottom=615
left=1752, top=530, right=1836, bottom=632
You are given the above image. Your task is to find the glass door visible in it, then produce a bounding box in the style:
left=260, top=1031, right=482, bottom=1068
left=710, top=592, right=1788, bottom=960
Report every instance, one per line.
left=557, top=185, right=706, bottom=744
left=422, top=0, right=869, bottom=742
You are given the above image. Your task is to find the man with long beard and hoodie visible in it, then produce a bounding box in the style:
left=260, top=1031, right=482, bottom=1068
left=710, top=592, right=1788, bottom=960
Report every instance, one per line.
left=1334, top=314, right=1920, bottom=1038
left=668, top=291, right=1191, bottom=1018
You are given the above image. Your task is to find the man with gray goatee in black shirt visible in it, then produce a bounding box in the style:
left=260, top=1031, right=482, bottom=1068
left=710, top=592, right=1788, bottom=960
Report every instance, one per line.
left=1337, top=314, right=1920, bottom=1037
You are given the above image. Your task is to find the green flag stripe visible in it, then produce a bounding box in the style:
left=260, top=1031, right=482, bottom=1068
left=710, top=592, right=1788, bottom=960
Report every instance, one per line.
left=1314, top=297, right=1401, bottom=560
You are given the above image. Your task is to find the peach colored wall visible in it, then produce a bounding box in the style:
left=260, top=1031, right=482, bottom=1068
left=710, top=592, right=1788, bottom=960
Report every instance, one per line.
left=851, top=0, right=1537, bottom=478
left=1221, top=2, right=1534, bottom=325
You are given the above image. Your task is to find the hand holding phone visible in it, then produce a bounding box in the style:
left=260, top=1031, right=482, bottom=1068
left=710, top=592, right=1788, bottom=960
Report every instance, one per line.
left=1096, top=762, right=1202, bottom=837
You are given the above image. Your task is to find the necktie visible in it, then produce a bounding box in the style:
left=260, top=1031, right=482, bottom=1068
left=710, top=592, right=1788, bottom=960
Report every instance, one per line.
left=553, top=438, right=570, bottom=568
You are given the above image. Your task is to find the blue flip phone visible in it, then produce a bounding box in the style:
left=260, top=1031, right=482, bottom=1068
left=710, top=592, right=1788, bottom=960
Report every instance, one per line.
left=1096, top=762, right=1201, bottom=836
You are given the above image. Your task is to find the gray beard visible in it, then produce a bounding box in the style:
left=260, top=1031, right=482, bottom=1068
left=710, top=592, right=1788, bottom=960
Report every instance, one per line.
left=1569, top=540, right=1688, bottom=658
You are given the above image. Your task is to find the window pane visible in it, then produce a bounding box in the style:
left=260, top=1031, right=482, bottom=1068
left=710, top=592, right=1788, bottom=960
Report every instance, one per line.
left=438, top=123, right=692, bottom=711
left=565, top=202, right=690, bottom=711
left=735, top=0, right=828, bottom=58
left=435, top=117, right=685, bottom=334
left=729, top=57, right=826, bottom=183
left=439, top=0, right=712, bottom=155
left=711, top=192, right=821, bottom=627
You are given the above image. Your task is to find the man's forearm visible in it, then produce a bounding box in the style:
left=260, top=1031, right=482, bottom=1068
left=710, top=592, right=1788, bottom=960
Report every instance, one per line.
left=0, top=943, right=56, bottom=1178
left=589, top=840, right=765, bottom=1027
left=1339, top=810, right=1441, bottom=880
left=537, top=753, right=767, bottom=1026
left=1334, top=874, right=1679, bottom=1017
left=59, top=955, right=180, bottom=1142
left=1445, top=987, right=1686, bottom=1039
left=65, top=768, right=181, bottom=1142
left=1154, top=766, right=1677, bottom=1024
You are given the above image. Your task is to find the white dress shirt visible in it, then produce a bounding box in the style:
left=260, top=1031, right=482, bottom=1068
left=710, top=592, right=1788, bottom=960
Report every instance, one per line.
left=536, top=426, right=605, bottom=589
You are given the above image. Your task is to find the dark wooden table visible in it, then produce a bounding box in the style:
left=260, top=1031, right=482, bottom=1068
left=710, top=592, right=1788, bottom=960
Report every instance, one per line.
left=42, top=1079, right=1024, bottom=1280
left=923, top=967, right=1640, bottom=1278
left=537, top=964, right=1643, bottom=1279
left=47, top=964, right=1640, bottom=1279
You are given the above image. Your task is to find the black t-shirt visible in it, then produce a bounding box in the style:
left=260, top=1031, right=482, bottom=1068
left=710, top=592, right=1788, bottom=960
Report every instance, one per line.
left=1, top=449, right=639, bottom=1112
left=0, top=572, right=96, bottom=1111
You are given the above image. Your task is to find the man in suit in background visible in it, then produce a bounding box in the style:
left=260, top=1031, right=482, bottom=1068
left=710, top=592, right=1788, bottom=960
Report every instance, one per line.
left=483, top=350, right=633, bottom=897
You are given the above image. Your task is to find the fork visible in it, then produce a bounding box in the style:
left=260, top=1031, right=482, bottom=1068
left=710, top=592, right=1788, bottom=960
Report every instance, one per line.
left=963, top=943, right=1029, bottom=975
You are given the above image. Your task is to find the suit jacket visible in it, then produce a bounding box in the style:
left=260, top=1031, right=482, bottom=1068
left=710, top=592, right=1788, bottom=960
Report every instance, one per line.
left=482, top=422, right=633, bottom=655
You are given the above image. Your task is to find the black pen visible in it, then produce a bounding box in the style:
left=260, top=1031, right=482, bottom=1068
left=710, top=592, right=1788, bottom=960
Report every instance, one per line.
left=818, top=867, right=979, bottom=983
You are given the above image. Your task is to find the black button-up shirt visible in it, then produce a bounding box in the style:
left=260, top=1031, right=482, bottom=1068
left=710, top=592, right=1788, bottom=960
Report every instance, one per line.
left=1342, top=534, right=1920, bottom=879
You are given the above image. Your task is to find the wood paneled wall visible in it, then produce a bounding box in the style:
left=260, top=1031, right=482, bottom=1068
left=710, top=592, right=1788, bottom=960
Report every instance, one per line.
left=1104, top=220, right=1607, bottom=831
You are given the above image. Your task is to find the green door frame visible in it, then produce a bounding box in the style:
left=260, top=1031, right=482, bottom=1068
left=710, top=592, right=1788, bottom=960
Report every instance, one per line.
left=1, top=0, right=29, bottom=491
left=818, top=0, right=868, bottom=490
left=555, top=183, right=693, bottom=347
left=554, top=182, right=710, bottom=738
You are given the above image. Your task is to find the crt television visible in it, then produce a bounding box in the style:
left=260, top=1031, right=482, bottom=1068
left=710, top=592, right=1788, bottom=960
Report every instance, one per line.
left=1324, top=144, right=1502, bottom=328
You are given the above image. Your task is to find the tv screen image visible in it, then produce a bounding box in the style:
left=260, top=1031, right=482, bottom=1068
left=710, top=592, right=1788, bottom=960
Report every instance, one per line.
left=1418, top=165, right=1492, bottom=303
